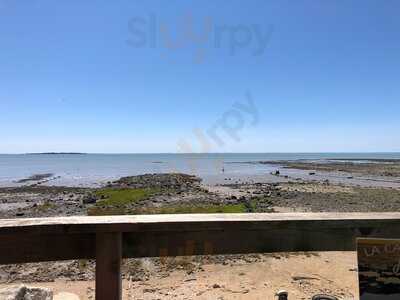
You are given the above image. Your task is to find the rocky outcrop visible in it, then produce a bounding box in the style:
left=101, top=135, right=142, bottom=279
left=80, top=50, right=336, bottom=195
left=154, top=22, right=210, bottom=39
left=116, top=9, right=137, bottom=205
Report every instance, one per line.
left=0, top=285, right=53, bottom=299
left=82, top=193, right=97, bottom=204
left=111, top=173, right=202, bottom=189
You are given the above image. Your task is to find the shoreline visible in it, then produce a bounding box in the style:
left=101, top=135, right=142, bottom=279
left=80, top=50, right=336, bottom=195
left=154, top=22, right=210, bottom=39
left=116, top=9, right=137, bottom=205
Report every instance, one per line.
left=3, top=158, right=400, bottom=189
left=1, top=160, right=400, bottom=299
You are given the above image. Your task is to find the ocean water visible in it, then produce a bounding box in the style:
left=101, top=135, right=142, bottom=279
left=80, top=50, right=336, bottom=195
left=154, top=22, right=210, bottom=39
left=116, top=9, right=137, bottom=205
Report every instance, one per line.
left=0, top=153, right=399, bottom=187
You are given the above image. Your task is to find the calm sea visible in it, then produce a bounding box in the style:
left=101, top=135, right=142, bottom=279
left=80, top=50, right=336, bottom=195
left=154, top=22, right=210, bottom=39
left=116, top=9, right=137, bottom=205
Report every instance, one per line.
left=0, top=153, right=399, bottom=187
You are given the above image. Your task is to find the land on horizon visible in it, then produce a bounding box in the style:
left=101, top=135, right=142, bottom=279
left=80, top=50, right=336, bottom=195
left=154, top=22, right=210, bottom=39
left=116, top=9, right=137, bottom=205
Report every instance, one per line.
left=4, top=151, right=400, bottom=155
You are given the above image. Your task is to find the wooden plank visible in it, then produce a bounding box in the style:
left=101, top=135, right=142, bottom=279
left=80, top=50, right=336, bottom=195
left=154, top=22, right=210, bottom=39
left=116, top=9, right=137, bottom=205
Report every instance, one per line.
left=0, top=233, right=95, bottom=264
left=122, top=222, right=400, bottom=258
left=96, top=232, right=122, bottom=300
left=0, top=213, right=400, bottom=263
left=2, top=213, right=400, bottom=235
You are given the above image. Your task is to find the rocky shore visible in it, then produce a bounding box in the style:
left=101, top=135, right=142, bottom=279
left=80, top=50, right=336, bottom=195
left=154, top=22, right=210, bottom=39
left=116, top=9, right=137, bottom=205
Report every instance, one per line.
left=257, top=158, right=400, bottom=178
left=1, top=160, right=400, bottom=299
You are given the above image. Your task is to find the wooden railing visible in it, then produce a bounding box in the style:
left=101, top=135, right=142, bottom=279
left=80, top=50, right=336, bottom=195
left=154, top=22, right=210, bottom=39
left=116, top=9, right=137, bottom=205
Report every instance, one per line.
left=2, top=212, right=400, bottom=299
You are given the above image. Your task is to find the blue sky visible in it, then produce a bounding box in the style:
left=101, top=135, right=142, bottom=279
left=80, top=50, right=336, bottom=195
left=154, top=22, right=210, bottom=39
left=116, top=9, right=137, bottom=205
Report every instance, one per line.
left=1, top=0, right=399, bottom=153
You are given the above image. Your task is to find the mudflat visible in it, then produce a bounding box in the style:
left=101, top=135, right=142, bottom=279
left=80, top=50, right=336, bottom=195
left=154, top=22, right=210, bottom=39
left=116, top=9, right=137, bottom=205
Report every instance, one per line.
left=260, top=158, right=400, bottom=177
left=0, top=160, right=399, bottom=299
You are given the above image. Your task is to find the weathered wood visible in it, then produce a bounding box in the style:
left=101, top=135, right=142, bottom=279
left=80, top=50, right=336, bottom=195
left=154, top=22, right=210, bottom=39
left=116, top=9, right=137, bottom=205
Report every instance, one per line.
left=0, top=233, right=94, bottom=264
left=2, top=213, right=400, bottom=234
left=96, top=232, right=122, bottom=300
left=0, top=213, right=400, bottom=264
left=122, top=220, right=400, bottom=257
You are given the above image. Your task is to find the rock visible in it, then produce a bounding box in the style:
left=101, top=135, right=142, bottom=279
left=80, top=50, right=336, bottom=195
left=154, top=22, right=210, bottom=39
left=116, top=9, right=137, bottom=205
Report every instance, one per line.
left=0, top=285, right=25, bottom=299
left=25, top=287, right=53, bottom=300
left=309, top=172, right=316, bottom=175
left=0, top=285, right=53, bottom=300
left=111, top=173, right=201, bottom=189
left=17, top=173, right=54, bottom=184
left=82, top=194, right=97, bottom=204
left=212, top=284, right=221, bottom=289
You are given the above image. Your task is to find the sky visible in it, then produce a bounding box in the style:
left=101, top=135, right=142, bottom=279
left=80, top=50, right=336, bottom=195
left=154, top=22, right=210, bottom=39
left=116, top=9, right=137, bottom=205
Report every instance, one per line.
left=0, top=0, right=399, bottom=153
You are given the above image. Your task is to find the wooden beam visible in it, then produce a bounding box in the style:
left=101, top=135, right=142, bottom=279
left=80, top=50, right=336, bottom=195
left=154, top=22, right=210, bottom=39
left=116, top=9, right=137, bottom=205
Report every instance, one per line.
left=121, top=220, right=400, bottom=257
left=0, top=213, right=400, bottom=264
left=2, top=213, right=400, bottom=234
left=0, top=233, right=94, bottom=264
left=96, top=232, right=122, bottom=300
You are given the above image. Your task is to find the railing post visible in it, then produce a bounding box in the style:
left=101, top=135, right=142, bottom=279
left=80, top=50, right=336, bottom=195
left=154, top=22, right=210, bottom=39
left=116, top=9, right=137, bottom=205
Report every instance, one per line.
left=96, top=232, right=122, bottom=300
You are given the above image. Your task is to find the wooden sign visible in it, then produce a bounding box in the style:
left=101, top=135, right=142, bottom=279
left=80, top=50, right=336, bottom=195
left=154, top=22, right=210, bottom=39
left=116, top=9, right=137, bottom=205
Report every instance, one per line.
left=357, top=238, right=400, bottom=299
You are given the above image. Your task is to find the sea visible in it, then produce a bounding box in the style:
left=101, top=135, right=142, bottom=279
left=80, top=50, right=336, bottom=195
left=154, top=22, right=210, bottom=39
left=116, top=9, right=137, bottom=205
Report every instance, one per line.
left=0, top=153, right=400, bottom=187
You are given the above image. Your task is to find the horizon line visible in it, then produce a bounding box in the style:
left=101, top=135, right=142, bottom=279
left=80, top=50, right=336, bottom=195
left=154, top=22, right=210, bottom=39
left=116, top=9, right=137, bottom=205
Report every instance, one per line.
left=1, top=151, right=400, bottom=155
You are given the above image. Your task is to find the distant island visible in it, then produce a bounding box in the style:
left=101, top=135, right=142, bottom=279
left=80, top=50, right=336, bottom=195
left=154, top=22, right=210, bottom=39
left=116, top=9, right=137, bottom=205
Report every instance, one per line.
left=25, top=152, right=87, bottom=155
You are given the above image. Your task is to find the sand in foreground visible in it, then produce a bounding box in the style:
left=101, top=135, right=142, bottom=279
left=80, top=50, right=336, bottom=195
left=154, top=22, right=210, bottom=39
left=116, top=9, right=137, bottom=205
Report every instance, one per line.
left=0, top=252, right=358, bottom=300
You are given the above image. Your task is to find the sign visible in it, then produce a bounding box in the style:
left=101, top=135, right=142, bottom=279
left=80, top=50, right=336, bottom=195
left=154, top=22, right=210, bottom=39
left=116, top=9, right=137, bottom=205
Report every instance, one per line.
left=358, top=238, right=400, bottom=299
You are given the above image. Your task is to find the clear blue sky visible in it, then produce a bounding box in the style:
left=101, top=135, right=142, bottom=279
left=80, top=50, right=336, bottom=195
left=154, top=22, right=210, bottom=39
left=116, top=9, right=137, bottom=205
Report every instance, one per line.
left=1, top=0, right=399, bottom=153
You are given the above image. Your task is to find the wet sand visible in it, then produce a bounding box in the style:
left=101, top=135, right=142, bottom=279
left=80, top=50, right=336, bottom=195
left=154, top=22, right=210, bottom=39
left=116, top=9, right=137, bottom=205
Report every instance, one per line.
left=224, top=159, right=400, bottom=189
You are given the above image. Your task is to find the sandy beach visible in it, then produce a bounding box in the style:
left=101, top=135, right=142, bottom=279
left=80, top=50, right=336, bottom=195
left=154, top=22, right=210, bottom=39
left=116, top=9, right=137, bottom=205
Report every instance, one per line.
left=0, top=252, right=358, bottom=299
